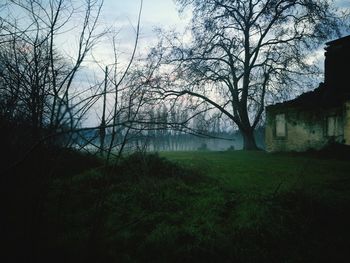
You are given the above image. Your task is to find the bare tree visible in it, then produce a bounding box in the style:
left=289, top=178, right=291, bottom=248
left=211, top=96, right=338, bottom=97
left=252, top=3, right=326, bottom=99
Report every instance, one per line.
left=0, top=0, right=104, bottom=144
left=153, top=0, right=348, bottom=149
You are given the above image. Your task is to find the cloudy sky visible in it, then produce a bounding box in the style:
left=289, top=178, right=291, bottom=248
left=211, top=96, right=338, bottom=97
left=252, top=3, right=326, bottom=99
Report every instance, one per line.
left=102, top=0, right=188, bottom=30
left=88, top=0, right=190, bottom=66
left=93, top=0, right=350, bottom=62
left=81, top=0, right=350, bottom=79
left=100, top=0, right=350, bottom=40
left=102, top=0, right=349, bottom=34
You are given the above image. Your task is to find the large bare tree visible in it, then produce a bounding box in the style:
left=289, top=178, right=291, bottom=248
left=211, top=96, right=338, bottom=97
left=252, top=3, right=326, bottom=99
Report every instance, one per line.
left=155, top=0, right=348, bottom=149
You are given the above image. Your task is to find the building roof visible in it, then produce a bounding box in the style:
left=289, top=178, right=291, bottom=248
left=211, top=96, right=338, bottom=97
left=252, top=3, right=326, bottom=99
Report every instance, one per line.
left=326, top=35, right=350, bottom=47
left=267, top=82, right=350, bottom=110
left=267, top=35, right=350, bottom=111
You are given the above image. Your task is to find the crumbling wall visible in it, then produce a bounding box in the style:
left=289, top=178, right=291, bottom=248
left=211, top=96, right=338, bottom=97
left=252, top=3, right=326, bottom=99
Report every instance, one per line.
left=265, top=105, right=344, bottom=152
left=344, top=101, right=350, bottom=145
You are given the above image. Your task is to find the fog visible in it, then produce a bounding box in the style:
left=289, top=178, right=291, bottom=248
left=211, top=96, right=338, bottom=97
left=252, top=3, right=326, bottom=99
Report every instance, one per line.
left=73, top=128, right=265, bottom=152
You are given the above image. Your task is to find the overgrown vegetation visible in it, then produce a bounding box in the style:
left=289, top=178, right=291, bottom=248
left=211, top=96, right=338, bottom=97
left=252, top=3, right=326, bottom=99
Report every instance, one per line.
left=2, top=147, right=350, bottom=263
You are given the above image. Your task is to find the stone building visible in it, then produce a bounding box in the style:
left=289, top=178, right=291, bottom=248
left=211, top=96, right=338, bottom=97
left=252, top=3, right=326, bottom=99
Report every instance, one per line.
left=265, top=35, right=350, bottom=152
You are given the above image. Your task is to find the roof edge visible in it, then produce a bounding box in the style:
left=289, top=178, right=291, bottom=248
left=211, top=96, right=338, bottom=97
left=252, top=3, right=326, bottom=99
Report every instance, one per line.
left=326, top=35, right=350, bottom=46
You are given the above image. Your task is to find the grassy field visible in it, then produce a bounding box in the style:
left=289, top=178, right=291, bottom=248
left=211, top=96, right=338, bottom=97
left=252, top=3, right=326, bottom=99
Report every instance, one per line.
left=161, top=150, right=350, bottom=197
left=158, top=150, right=350, bottom=262
left=4, top=149, right=350, bottom=262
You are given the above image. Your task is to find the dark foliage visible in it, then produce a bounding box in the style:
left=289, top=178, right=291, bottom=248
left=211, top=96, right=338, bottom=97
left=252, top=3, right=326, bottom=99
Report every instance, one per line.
left=0, top=133, right=203, bottom=263
left=300, top=143, right=350, bottom=161
left=314, top=143, right=350, bottom=160
left=116, top=152, right=203, bottom=183
left=0, top=124, right=101, bottom=263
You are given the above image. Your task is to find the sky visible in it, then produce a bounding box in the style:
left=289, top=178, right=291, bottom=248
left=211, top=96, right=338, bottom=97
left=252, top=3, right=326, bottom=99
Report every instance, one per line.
left=89, top=0, right=190, bottom=65
left=91, top=0, right=350, bottom=65
left=102, top=0, right=350, bottom=33
left=79, top=0, right=350, bottom=81
left=101, top=0, right=189, bottom=30
left=3, top=0, right=349, bottom=65
left=338, top=0, right=350, bottom=8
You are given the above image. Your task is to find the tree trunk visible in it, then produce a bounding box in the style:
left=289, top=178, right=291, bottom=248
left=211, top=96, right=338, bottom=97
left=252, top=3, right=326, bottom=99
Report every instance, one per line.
left=241, top=129, right=258, bottom=150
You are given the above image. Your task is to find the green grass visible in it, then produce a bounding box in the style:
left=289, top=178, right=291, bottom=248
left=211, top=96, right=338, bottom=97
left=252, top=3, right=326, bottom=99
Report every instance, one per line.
left=157, top=151, right=350, bottom=262
left=5, top=150, right=350, bottom=262
left=161, top=150, right=350, bottom=196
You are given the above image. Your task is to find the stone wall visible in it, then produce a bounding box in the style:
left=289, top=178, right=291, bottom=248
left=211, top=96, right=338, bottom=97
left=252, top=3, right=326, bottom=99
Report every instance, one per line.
left=265, top=103, right=347, bottom=152
left=344, top=101, right=350, bottom=145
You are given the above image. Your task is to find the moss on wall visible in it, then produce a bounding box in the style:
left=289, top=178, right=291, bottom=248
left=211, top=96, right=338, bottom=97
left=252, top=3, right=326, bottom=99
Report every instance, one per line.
left=344, top=101, right=350, bottom=145
left=265, top=102, right=348, bottom=152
